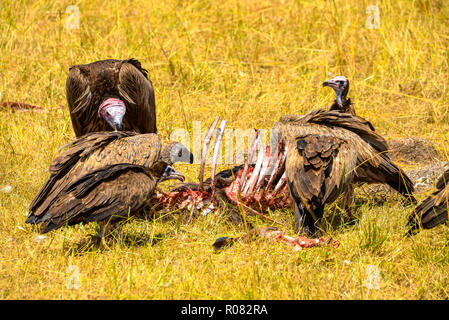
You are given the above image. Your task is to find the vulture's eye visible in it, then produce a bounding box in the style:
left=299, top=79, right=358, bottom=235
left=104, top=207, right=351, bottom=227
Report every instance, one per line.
left=178, top=150, right=183, bottom=158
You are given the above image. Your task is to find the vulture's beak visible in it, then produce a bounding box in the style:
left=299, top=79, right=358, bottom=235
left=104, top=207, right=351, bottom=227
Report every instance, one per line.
left=159, top=165, right=185, bottom=183
left=111, top=112, right=124, bottom=131
left=323, top=79, right=338, bottom=90
left=323, top=79, right=343, bottom=106
left=113, top=120, right=123, bottom=131
left=99, top=98, right=126, bottom=132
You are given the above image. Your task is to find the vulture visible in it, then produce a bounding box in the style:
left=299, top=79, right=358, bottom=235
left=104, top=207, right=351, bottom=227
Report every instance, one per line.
left=26, top=131, right=193, bottom=243
left=66, top=59, right=157, bottom=136
left=274, top=76, right=415, bottom=234
left=408, top=169, right=449, bottom=235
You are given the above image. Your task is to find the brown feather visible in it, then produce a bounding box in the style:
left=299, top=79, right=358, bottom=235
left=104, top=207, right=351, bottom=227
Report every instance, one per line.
left=26, top=132, right=162, bottom=221
left=286, top=133, right=357, bottom=234
left=275, top=109, right=414, bottom=199
left=39, top=164, right=161, bottom=233
left=276, top=104, right=415, bottom=234
left=26, top=131, right=192, bottom=234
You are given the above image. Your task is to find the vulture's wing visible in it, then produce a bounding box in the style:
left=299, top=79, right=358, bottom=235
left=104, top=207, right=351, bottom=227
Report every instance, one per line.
left=297, top=110, right=414, bottom=197
left=324, top=115, right=416, bottom=197
left=354, top=150, right=415, bottom=197
left=274, top=108, right=325, bottom=129
left=272, top=108, right=325, bottom=145
left=37, top=164, right=161, bottom=233
left=286, top=134, right=356, bottom=213
left=435, top=170, right=449, bottom=191
left=306, top=110, right=387, bottom=153
left=49, top=131, right=136, bottom=174
left=66, top=66, right=94, bottom=137
left=330, top=124, right=415, bottom=198
left=27, top=131, right=138, bottom=218
left=118, top=59, right=157, bottom=133
left=275, top=109, right=385, bottom=152
left=409, top=170, right=449, bottom=231
left=276, top=111, right=414, bottom=199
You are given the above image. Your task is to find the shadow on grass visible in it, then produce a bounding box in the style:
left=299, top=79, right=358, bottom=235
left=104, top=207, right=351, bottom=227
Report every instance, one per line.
left=64, top=231, right=174, bottom=256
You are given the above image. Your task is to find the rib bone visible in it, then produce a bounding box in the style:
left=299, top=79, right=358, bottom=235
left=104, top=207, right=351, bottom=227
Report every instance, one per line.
left=239, top=129, right=261, bottom=193
left=264, top=142, right=287, bottom=192
left=199, top=116, right=219, bottom=191
left=255, top=146, right=274, bottom=192
left=243, top=142, right=265, bottom=195
left=211, top=120, right=227, bottom=196
left=272, top=171, right=287, bottom=196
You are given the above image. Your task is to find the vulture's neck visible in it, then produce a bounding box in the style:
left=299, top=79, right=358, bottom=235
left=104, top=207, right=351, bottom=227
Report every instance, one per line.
left=329, top=98, right=355, bottom=116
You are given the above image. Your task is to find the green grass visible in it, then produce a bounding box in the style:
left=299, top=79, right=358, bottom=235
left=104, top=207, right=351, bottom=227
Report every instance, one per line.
left=1, top=0, right=449, bottom=299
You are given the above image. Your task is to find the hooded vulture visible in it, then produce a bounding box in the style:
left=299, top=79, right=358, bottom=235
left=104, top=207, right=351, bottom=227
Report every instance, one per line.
left=66, top=58, right=157, bottom=136
left=274, top=76, right=415, bottom=234
left=26, top=131, right=193, bottom=242
left=408, top=169, right=449, bottom=235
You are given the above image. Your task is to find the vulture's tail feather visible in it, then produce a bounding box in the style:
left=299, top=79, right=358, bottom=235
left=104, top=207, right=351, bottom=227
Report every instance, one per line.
left=408, top=196, right=449, bottom=235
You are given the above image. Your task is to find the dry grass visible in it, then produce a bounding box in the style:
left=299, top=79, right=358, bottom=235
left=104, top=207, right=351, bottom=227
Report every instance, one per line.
left=0, top=0, right=449, bottom=299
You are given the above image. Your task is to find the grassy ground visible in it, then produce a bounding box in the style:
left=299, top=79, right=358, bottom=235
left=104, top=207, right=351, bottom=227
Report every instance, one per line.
left=1, top=0, right=449, bottom=299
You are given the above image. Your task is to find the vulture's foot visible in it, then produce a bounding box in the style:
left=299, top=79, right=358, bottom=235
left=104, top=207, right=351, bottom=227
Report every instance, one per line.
left=85, top=234, right=113, bottom=251
left=85, top=220, right=121, bottom=250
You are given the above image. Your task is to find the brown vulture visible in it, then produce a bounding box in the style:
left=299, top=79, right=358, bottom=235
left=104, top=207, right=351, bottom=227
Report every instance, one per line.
left=408, top=169, right=449, bottom=235
left=274, top=76, right=415, bottom=234
left=66, top=59, right=157, bottom=136
left=25, top=131, right=193, bottom=242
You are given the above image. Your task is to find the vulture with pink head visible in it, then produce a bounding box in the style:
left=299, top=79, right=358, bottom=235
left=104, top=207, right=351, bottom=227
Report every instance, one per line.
left=66, top=58, right=157, bottom=136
